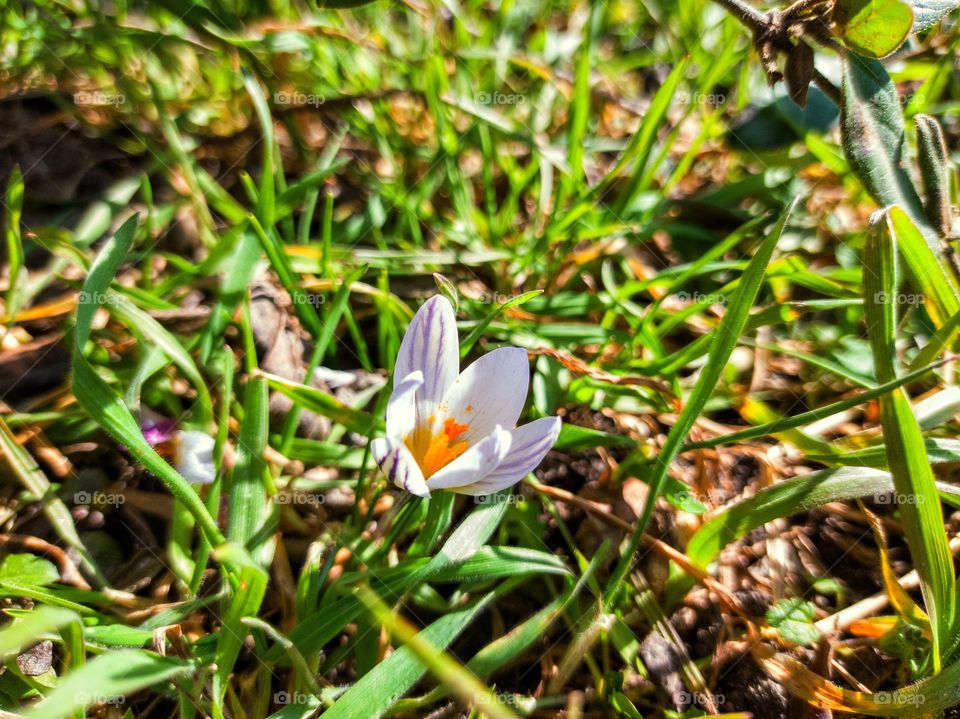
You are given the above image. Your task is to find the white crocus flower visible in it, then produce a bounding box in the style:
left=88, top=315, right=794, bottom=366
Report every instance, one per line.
left=174, top=430, right=216, bottom=485
left=371, top=295, right=561, bottom=498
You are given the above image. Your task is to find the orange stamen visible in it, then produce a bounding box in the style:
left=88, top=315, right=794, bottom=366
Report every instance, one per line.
left=405, top=417, right=470, bottom=478
left=443, top=417, right=469, bottom=442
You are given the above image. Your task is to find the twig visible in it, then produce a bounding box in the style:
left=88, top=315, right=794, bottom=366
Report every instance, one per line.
left=813, top=69, right=842, bottom=105
left=815, top=533, right=960, bottom=634
left=529, top=479, right=748, bottom=617
left=711, top=0, right=844, bottom=105
left=712, top=0, right=768, bottom=32
left=0, top=534, right=90, bottom=589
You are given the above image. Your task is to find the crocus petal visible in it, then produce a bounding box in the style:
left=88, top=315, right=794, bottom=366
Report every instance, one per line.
left=174, top=430, right=216, bottom=485
left=394, top=296, right=459, bottom=424
left=142, top=418, right=177, bottom=446
left=385, top=370, right=423, bottom=440
left=371, top=437, right=430, bottom=497
left=437, top=347, right=529, bottom=444
left=139, top=409, right=177, bottom=446
left=451, top=417, right=560, bottom=496
left=425, top=426, right=512, bottom=491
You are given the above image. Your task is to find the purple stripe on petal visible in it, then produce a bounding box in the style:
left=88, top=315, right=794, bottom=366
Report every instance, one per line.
left=420, top=301, right=432, bottom=386
left=387, top=447, right=400, bottom=485
left=432, top=304, right=444, bottom=395
left=462, top=417, right=560, bottom=494
left=395, top=297, right=459, bottom=424
left=370, top=437, right=430, bottom=497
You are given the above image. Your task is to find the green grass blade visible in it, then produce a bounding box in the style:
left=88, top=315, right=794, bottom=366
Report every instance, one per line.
left=353, top=586, right=519, bottom=719
left=211, top=544, right=269, bottom=717
left=261, top=371, right=381, bottom=435
left=243, top=70, right=277, bottom=228
left=683, top=358, right=945, bottom=451
left=561, top=1, right=600, bottom=201
left=886, top=205, right=960, bottom=328
left=459, top=290, right=543, bottom=357
left=0, top=606, right=80, bottom=659
left=3, top=166, right=26, bottom=323
left=909, top=309, right=960, bottom=371
left=0, top=416, right=105, bottom=585
left=688, top=467, right=898, bottom=567
left=322, top=590, right=499, bottom=719
left=23, top=650, right=192, bottom=719
left=609, top=59, right=690, bottom=214
left=603, top=201, right=796, bottom=608
left=199, top=227, right=262, bottom=360
left=71, top=215, right=226, bottom=552
left=864, top=207, right=955, bottom=669
left=413, top=546, right=571, bottom=582
left=227, top=374, right=272, bottom=564
left=248, top=215, right=325, bottom=339
left=108, top=294, right=213, bottom=424
left=277, top=493, right=512, bottom=661
left=279, top=267, right=367, bottom=452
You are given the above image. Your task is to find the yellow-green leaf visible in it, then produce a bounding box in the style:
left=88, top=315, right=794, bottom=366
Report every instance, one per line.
left=834, top=0, right=914, bottom=58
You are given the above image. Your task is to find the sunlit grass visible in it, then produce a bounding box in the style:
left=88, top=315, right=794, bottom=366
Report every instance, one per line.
left=1, top=0, right=960, bottom=717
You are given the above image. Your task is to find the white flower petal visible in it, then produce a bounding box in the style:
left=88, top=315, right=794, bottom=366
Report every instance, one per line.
left=385, top=370, right=423, bottom=439
left=437, top=347, right=529, bottom=444
left=425, top=426, right=512, bottom=491
left=174, top=430, right=216, bottom=485
left=452, top=417, right=560, bottom=496
left=311, top=366, right=361, bottom=388
left=371, top=437, right=430, bottom=497
left=394, top=296, right=459, bottom=425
